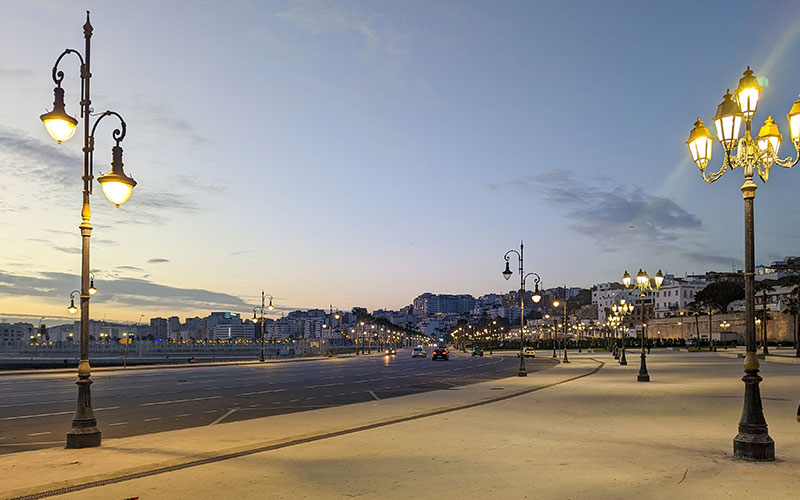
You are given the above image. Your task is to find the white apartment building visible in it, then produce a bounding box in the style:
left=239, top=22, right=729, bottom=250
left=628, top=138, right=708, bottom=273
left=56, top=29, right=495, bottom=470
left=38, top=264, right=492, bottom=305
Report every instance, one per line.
left=593, top=283, right=636, bottom=324
left=653, top=278, right=707, bottom=318
left=212, top=322, right=255, bottom=341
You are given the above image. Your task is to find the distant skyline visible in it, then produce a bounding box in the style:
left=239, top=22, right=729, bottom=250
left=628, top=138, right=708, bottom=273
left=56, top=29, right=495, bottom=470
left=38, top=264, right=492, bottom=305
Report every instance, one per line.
left=2, top=1, right=800, bottom=323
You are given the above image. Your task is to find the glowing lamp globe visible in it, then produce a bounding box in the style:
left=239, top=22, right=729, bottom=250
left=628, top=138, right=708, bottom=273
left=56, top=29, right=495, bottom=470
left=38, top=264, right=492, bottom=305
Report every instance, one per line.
left=713, top=89, right=743, bottom=151
left=687, top=118, right=714, bottom=169
left=735, top=66, right=761, bottom=120
left=40, top=87, right=78, bottom=143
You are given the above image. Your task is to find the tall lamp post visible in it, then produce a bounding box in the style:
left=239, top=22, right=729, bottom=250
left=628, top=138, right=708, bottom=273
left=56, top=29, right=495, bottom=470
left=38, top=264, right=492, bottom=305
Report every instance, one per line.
left=44, top=12, right=137, bottom=449
left=502, top=241, right=543, bottom=377
left=686, top=66, right=800, bottom=461
left=552, top=297, right=569, bottom=363
left=622, top=269, right=663, bottom=382
left=720, top=320, right=731, bottom=349
left=611, top=299, right=634, bottom=364
left=252, top=291, right=274, bottom=362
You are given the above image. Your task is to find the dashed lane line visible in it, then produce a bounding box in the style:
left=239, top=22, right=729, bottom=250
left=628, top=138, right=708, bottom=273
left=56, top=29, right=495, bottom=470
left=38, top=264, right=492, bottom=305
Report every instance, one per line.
left=143, top=417, right=161, bottom=422
left=108, top=422, right=128, bottom=426
left=0, top=406, right=119, bottom=421
left=26, top=432, right=51, bottom=437
left=235, top=388, right=287, bottom=397
left=140, top=396, right=222, bottom=406
left=303, top=382, right=343, bottom=389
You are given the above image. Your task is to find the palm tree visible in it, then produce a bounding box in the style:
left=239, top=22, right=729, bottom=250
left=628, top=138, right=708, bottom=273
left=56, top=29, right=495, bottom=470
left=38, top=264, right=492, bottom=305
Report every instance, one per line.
left=686, top=301, right=703, bottom=348
left=755, top=281, right=774, bottom=355
left=783, top=297, right=800, bottom=357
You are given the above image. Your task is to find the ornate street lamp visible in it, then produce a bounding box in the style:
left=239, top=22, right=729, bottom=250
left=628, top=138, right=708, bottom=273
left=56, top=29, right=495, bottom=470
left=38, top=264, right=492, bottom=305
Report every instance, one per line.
left=720, top=320, right=732, bottom=348
left=611, top=299, right=633, bottom=363
left=686, top=66, right=800, bottom=461
left=252, top=292, right=275, bottom=362
left=502, top=241, right=542, bottom=376
left=41, top=12, right=137, bottom=448
left=553, top=297, right=569, bottom=363
left=622, top=269, right=663, bottom=381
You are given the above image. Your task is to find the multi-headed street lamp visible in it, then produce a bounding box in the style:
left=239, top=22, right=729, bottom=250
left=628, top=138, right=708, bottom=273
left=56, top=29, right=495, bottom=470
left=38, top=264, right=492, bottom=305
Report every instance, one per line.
left=611, top=299, right=633, bottom=363
left=43, top=12, right=137, bottom=449
left=622, top=269, right=663, bottom=382
left=720, top=320, right=732, bottom=348
left=502, top=241, right=543, bottom=376
left=686, top=66, right=800, bottom=461
left=252, top=292, right=274, bottom=362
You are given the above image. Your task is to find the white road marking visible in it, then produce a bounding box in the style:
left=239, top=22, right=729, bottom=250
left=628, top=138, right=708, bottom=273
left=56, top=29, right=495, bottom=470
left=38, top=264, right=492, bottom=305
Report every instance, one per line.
left=235, top=388, right=287, bottom=396
left=367, top=390, right=380, bottom=400
left=209, top=408, right=237, bottom=425
left=354, top=378, right=382, bottom=384
left=304, top=382, right=343, bottom=389
left=174, top=413, right=191, bottom=417
left=289, top=399, right=300, bottom=403
left=0, top=399, right=74, bottom=409
left=0, top=406, right=119, bottom=421
left=140, top=396, right=221, bottom=406
left=109, top=422, right=129, bottom=426
left=202, top=410, right=217, bottom=414
left=144, top=417, right=161, bottom=422
left=27, top=431, right=51, bottom=437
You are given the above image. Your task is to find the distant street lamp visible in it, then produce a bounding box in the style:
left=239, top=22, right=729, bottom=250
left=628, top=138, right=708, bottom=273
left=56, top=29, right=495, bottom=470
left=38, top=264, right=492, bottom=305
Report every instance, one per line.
left=252, top=291, right=274, bottom=362
left=611, top=299, right=633, bottom=363
left=502, top=241, right=543, bottom=376
left=622, top=269, right=663, bottom=382
left=552, top=297, right=569, bottom=363
left=720, top=320, right=731, bottom=349
left=43, top=11, right=137, bottom=449
left=686, top=65, right=800, bottom=461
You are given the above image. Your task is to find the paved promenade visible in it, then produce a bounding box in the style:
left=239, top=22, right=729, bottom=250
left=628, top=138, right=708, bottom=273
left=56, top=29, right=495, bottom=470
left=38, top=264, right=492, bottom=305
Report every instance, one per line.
left=2, top=351, right=799, bottom=499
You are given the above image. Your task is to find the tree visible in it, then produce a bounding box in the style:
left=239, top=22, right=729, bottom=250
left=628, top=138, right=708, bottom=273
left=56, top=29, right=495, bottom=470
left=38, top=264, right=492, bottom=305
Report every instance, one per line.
left=694, top=281, right=744, bottom=314
left=782, top=297, right=799, bottom=357
left=686, top=301, right=703, bottom=347
left=754, top=281, right=774, bottom=355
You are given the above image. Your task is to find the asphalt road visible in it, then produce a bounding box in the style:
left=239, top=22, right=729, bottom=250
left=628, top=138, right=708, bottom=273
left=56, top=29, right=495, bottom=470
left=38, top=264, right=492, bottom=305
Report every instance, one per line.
left=0, top=349, right=555, bottom=454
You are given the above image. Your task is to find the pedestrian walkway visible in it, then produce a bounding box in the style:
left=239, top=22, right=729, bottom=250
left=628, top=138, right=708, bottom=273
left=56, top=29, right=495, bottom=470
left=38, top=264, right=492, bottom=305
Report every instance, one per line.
left=1, top=351, right=799, bottom=499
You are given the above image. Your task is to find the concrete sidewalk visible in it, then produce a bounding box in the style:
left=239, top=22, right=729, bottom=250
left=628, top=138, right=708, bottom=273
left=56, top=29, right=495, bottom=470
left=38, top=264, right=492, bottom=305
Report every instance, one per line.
left=2, top=352, right=799, bottom=499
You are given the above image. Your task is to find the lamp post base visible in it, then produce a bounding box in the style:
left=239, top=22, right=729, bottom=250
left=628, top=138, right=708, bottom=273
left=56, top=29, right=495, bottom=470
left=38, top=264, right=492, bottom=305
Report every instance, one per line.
left=620, top=348, right=627, bottom=365
left=562, top=349, right=570, bottom=363
left=733, top=368, right=775, bottom=461
left=637, top=352, right=649, bottom=382
left=66, top=375, right=101, bottom=449
left=518, top=356, right=527, bottom=377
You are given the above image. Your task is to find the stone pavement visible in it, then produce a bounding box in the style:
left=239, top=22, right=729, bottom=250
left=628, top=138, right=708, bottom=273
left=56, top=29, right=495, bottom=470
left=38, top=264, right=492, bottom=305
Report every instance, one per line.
left=2, top=351, right=799, bottom=499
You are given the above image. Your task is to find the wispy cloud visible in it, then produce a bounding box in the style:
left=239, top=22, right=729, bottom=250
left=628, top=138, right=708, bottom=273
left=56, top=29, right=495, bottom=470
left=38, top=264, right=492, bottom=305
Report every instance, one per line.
left=513, top=170, right=703, bottom=252
left=0, top=65, right=32, bottom=79
left=0, top=126, right=79, bottom=188
left=0, top=270, right=252, bottom=313
left=682, top=252, right=741, bottom=268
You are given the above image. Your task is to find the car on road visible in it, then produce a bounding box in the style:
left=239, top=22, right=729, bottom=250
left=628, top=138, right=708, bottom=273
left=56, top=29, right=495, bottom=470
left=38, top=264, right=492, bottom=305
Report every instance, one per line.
left=432, top=347, right=449, bottom=361
left=412, top=347, right=426, bottom=358
left=385, top=347, right=396, bottom=356
left=471, top=347, right=483, bottom=357
left=518, top=347, right=536, bottom=358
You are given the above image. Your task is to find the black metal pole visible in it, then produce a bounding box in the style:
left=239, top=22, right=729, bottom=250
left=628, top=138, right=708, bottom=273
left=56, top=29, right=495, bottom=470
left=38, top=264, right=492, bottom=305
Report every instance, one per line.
left=638, top=291, right=650, bottom=382
left=733, top=178, right=774, bottom=460
left=66, top=12, right=101, bottom=449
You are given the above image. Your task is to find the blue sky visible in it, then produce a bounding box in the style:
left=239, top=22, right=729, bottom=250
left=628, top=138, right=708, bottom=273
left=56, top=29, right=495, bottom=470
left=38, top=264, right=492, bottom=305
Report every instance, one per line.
left=1, top=0, right=800, bottom=324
